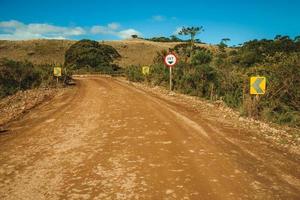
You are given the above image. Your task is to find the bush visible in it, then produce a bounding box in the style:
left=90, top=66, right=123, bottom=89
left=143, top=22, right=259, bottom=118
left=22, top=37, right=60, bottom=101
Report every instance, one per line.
left=191, top=49, right=212, bottom=65
left=64, top=39, right=121, bottom=73
left=0, top=59, right=55, bottom=98
left=125, top=65, right=144, bottom=82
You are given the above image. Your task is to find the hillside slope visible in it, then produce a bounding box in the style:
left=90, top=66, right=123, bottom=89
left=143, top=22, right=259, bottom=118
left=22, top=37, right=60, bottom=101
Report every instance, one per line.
left=0, top=39, right=214, bottom=67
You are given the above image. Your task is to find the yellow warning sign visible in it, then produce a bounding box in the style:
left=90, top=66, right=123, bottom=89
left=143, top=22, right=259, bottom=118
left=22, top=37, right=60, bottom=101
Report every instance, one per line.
left=250, top=76, right=266, bottom=95
left=142, top=66, right=150, bottom=75
left=53, top=67, right=62, bottom=77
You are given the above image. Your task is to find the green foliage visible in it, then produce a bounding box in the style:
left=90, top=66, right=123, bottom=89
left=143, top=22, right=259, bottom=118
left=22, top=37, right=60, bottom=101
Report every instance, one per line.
left=125, top=65, right=144, bottom=82
left=64, top=39, right=121, bottom=72
left=145, top=35, right=186, bottom=43
left=145, top=36, right=205, bottom=44
left=125, top=36, right=300, bottom=127
left=173, top=43, right=209, bottom=63
left=178, top=26, right=204, bottom=40
left=178, top=26, right=204, bottom=59
left=191, top=49, right=212, bottom=65
left=0, top=59, right=56, bottom=98
left=260, top=53, right=300, bottom=125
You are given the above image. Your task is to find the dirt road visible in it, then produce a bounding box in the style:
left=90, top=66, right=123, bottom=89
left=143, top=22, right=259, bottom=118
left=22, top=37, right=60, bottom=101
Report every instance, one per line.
left=0, top=76, right=299, bottom=200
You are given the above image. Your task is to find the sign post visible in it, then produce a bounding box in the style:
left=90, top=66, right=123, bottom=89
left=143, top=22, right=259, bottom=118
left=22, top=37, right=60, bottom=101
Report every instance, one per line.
left=250, top=76, right=266, bottom=95
left=164, top=53, right=177, bottom=91
left=250, top=76, right=266, bottom=117
left=142, top=66, right=150, bottom=75
left=53, top=67, right=62, bottom=84
left=169, top=67, right=172, bottom=91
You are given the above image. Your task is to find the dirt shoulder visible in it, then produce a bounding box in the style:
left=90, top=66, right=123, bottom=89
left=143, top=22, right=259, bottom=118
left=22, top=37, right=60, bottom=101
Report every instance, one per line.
left=117, top=78, right=300, bottom=156
left=0, top=87, right=73, bottom=131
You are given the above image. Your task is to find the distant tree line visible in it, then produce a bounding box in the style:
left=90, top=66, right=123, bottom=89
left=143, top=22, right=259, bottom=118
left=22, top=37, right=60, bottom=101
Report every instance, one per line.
left=131, top=32, right=205, bottom=44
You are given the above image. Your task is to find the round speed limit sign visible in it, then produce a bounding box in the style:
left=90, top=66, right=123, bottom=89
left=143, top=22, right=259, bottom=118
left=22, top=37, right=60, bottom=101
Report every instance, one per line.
left=164, top=53, right=177, bottom=67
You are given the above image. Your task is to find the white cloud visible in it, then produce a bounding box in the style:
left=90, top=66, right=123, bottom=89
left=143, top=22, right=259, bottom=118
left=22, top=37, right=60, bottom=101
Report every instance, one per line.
left=152, top=15, right=165, bottom=21
left=0, top=20, right=85, bottom=40
left=90, top=24, right=141, bottom=39
left=90, top=25, right=114, bottom=35
left=0, top=20, right=142, bottom=40
left=117, top=29, right=141, bottom=39
left=107, top=22, right=120, bottom=30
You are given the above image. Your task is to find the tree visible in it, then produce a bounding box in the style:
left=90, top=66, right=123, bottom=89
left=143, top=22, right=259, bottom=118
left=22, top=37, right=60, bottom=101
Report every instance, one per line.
left=221, top=38, right=231, bottom=45
left=131, top=34, right=138, bottom=39
left=218, top=38, right=231, bottom=51
left=179, top=26, right=204, bottom=58
left=64, top=39, right=121, bottom=72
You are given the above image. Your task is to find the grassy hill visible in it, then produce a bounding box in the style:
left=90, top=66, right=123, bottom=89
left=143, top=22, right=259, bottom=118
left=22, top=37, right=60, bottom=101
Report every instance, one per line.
left=0, top=39, right=215, bottom=67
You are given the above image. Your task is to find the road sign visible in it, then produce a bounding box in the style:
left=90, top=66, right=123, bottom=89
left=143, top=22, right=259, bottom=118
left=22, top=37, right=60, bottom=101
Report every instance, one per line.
left=164, top=53, right=177, bottom=67
left=53, top=67, right=62, bottom=77
left=250, top=76, right=266, bottom=94
left=142, top=66, right=150, bottom=75
left=164, top=53, right=178, bottom=91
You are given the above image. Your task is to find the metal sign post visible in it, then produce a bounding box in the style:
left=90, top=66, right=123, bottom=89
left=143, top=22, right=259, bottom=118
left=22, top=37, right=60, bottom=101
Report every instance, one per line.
left=169, top=67, right=172, bottom=91
left=164, top=53, right=177, bottom=91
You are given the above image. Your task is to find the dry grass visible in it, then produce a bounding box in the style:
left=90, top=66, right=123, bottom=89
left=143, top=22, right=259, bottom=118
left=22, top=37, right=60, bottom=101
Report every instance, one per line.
left=0, top=39, right=216, bottom=67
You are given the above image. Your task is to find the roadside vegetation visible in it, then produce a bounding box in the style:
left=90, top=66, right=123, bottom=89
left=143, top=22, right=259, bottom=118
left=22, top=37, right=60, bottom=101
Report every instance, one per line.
left=64, top=39, right=122, bottom=74
left=126, top=28, right=300, bottom=127
left=0, top=59, right=64, bottom=99
left=0, top=39, right=123, bottom=99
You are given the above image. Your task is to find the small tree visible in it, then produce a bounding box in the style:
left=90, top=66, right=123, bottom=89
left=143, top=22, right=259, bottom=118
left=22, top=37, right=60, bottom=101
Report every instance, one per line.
left=131, top=34, right=138, bottom=39
left=218, top=38, right=231, bottom=52
left=179, top=26, right=204, bottom=58
left=221, top=38, right=231, bottom=45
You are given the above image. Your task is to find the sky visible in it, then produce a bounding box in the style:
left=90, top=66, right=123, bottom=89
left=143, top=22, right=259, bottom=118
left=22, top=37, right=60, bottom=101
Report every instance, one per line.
left=0, top=0, right=299, bottom=45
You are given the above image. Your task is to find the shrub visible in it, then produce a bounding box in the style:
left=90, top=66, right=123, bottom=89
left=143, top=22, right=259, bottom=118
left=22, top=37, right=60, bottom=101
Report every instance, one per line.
left=64, top=39, right=121, bottom=72
left=125, top=65, right=144, bottom=82
left=0, top=59, right=54, bottom=98
left=191, top=49, right=212, bottom=65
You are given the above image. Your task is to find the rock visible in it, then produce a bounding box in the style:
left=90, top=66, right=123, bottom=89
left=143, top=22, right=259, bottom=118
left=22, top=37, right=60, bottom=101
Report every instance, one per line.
left=0, top=88, right=61, bottom=127
left=166, top=189, right=174, bottom=195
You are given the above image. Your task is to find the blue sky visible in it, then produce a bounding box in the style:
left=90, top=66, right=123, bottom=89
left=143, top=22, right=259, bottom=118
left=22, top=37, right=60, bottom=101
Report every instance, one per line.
left=0, top=0, right=299, bottom=45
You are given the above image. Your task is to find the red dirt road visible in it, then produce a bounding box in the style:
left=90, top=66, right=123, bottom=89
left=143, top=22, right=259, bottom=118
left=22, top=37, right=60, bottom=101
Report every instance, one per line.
left=0, top=76, right=299, bottom=200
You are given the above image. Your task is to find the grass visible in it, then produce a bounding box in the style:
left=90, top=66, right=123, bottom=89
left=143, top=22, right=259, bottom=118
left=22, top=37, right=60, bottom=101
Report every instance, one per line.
left=0, top=39, right=217, bottom=67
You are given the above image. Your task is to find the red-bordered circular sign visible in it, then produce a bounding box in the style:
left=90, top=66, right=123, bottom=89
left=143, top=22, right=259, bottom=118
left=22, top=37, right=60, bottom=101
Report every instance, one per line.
left=164, top=53, right=178, bottom=67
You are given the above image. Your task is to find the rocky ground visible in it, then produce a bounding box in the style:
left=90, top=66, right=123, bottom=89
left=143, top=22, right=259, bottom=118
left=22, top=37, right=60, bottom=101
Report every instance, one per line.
left=0, top=87, right=69, bottom=131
